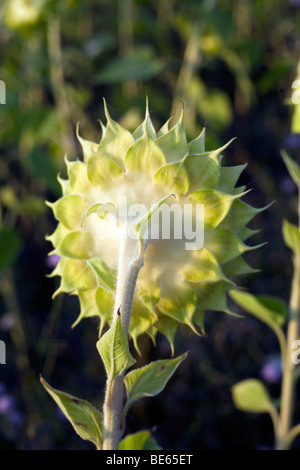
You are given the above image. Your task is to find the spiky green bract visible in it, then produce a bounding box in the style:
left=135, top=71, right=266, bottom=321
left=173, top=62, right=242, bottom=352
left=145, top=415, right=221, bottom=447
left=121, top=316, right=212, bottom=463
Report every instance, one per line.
left=47, top=101, right=263, bottom=353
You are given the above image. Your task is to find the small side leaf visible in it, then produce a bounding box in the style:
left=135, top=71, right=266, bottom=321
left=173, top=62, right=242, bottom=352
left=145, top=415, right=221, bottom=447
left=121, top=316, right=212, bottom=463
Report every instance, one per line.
left=97, top=314, right=135, bottom=379
left=282, top=151, right=300, bottom=188
left=232, top=379, right=273, bottom=413
left=132, top=194, right=175, bottom=243
left=88, top=258, right=115, bottom=292
left=282, top=219, right=300, bottom=255
left=119, top=430, right=162, bottom=450
left=40, top=377, right=102, bottom=449
left=124, top=353, right=187, bottom=409
left=81, top=202, right=116, bottom=225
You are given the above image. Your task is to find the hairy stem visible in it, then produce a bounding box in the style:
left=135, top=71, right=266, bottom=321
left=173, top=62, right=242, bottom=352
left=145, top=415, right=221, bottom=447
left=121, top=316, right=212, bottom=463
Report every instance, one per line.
left=279, top=254, right=300, bottom=442
left=102, top=229, right=143, bottom=450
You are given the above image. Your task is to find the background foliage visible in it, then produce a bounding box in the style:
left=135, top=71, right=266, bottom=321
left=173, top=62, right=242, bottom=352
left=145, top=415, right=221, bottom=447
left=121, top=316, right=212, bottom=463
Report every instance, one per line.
left=0, top=0, right=300, bottom=450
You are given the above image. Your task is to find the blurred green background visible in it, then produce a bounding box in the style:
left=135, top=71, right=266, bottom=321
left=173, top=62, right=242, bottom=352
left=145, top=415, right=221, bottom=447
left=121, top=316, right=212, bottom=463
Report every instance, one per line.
left=0, top=0, right=300, bottom=450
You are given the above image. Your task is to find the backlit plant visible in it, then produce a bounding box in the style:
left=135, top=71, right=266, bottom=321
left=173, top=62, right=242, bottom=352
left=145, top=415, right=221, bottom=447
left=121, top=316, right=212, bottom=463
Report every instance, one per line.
left=228, top=71, right=300, bottom=450
left=43, top=100, right=263, bottom=450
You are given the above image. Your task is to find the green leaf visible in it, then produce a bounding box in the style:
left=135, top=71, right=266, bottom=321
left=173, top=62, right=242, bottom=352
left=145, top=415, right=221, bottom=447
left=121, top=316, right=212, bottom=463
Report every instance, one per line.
left=133, top=194, right=175, bottom=243
left=125, top=131, right=165, bottom=174
left=87, top=154, right=123, bottom=186
left=188, top=127, right=206, bottom=154
left=98, top=100, right=134, bottom=166
left=129, top=296, right=158, bottom=355
left=231, top=379, right=273, bottom=413
left=81, top=202, right=116, bottom=225
left=205, top=228, right=258, bottom=264
left=138, top=276, right=160, bottom=314
left=222, top=255, right=259, bottom=277
left=124, top=353, right=187, bottom=409
left=95, top=286, right=114, bottom=335
left=52, top=258, right=97, bottom=297
left=97, top=314, right=135, bottom=379
left=154, top=162, right=189, bottom=197
left=133, top=99, right=156, bottom=141
left=229, top=290, right=287, bottom=328
left=67, top=160, right=94, bottom=195
left=46, top=223, right=69, bottom=248
left=220, top=199, right=272, bottom=239
left=203, top=139, right=236, bottom=165
left=119, top=430, right=162, bottom=450
left=193, top=280, right=232, bottom=314
left=282, top=220, right=300, bottom=255
left=56, top=176, right=71, bottom=196
left=56, top=231, right=94, bottom=259
left=155, top=314, right=179, bottom=356
left=217, top=164, right=247, bottom=194
left=40, top=377, right=102, bottom=449
left=185, top=154, right=219, bottom=192
left=281, top=151, right=300, bottom=188
left=76, top=122, right=100, bottom=162
left=157, top=117, right=172, bottom=138
left=88, top=258, right=115, bottom=292
left=182, top=248, right=231, bottom=284
left=0, top=228, right=22, bottom=271
left=188, top=190, right=245, bottom=231
left=96, top=47, right=164, bottom=84
left=72, top=288, right=99, bottom=328
left=193, top=310, right=206, bottom=335
left=157, top=278, right=197, bottom=333
left=48, top=195, right=88, bottom=231
left=156, top=111, right=189, bottom=163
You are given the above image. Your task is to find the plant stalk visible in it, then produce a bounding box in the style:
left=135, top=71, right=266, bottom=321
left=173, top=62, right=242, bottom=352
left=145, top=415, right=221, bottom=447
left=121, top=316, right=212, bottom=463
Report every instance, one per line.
left=102, top=229, right=143, bottom=450
left=279, top=254, right=300, bottom=443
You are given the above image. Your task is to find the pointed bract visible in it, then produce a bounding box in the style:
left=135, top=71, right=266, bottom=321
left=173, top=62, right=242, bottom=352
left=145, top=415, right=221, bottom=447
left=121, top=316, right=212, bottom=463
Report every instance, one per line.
left=47, top=100, right=265, bottom=349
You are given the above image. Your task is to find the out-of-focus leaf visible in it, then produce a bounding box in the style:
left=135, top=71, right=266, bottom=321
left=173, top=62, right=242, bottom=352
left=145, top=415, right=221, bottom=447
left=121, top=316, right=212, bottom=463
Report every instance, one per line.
left=0, top=186, right=20, bottom=211
left=96, top=47, right=164, bottom=84
left=119, top=430, right=162, bottom=450
left=232, top=379, right=273, bottom=413
left=229, top=290, right=287, bottom=358
left=21, top=196, right=47, bottom=215
left=282, top=220, right=300, bottom=255
left=281, top=151, right=300, bottom=189
left=0, top=228, right=22, bottom=271
left=29, top=150, right=60, bottom=194
left=230, top=290, right=287, bottom=327
left=4, top=0, right=43, bottom=29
